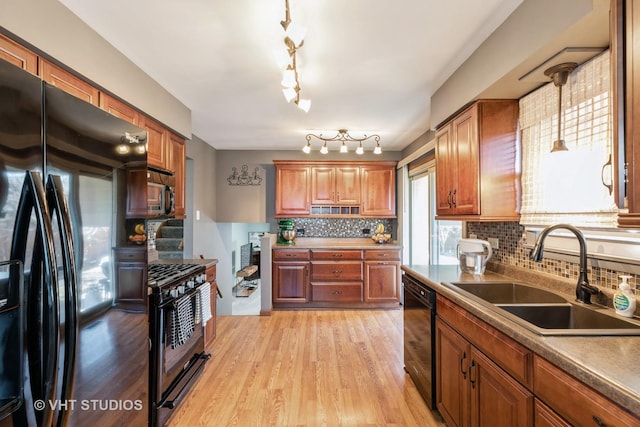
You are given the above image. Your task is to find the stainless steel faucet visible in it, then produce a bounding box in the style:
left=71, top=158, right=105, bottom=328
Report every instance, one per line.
left=529, top=223, right=599, bottom=304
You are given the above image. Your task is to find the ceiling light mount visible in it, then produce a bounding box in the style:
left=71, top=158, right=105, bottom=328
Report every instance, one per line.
left=304, top=129, right=382, bottom=155
left=544, top=62, right=577, bottom=153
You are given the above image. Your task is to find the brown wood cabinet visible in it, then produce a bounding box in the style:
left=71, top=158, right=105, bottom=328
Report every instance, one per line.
left=435, top=100, right=520, bottom=221
left=363, top=249, right=400, bottom=302
left=275, top=164, right=311, bottom=216
left=113, top=247, right=147, bottom=313
left=142, top=115, right=168, bottom=170
left=272, top=249, right=310, bottom=304
left=311, top=166, right=360, bottom=205
left=310, top=250, right=363, bottom=303
left=100, top=94, right=139, bottom=125
left=436, top=301, right=534, bottom=427
left=168, top=132, right=186, bottom=218
left=0, top=33, right=37, bottom=74
left=125, top=164, right=147, bottom=218
left=533, top=355, right=639, bottom=426
left=39, top=59, right=100, bottom=106
left=361, top=164, right=396, bottom=217
left=204, top=264, right=217, bottom=346
left=274, top=161, right=396, bottom=218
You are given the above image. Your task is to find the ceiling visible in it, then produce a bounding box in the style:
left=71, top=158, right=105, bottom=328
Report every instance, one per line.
left=56, top=0, right=596, bottom=153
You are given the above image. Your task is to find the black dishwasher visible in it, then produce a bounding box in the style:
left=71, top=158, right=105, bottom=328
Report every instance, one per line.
left=402, top=272, right=437, bottom=410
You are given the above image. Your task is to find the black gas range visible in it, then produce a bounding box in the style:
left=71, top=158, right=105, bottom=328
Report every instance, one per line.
left=147, top=263, right=211, bottom=426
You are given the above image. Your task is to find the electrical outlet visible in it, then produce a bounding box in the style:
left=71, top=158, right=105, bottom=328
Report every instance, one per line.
left=362, top=228, right=371, bottom=235
left=488, top=237, right=499, bottom=249
left=296, top=228, right=305, bottom=235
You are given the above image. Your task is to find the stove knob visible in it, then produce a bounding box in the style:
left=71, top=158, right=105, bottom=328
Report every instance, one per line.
left=197, top=273, right=207, bottom=283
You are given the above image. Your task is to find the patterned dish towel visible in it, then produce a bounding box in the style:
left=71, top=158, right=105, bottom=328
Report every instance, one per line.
left=171, top=294, right=195, bottom=349
left=199, top=282, right=212, bottom=323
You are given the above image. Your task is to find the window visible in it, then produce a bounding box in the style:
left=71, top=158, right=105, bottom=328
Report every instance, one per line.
left=519, top=50, right=617, bottom=227
left=407, top=158, right=461, bottom=265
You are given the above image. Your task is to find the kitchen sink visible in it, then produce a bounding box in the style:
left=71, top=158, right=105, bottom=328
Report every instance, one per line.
left=449, top=281, right=640, bottom=336
left=497, top=303, right=640, bottom=336
left=452, top=282, right=567, bottom=304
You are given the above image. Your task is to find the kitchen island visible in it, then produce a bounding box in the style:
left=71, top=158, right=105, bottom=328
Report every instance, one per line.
left=402, top=264, right=640, bottom=424
left=273, top=238, right=401, bottom=309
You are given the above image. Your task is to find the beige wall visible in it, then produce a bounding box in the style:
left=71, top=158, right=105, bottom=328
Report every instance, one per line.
left=0, top=0, right=191, bottom=138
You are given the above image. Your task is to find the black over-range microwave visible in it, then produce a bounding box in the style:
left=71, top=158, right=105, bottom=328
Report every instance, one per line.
left=147, top=167, right=175, bottom=217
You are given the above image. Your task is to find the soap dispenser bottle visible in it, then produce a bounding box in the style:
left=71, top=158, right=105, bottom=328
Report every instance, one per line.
left=613, top=275, right=636, bottom=318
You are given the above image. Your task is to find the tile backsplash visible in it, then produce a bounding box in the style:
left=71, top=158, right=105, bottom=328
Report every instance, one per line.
left=275, top=218, right=395, bottom=238
left=467, top=221, right=638, bottom=296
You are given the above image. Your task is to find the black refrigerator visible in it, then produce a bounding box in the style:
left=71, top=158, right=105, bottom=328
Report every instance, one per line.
left=0, top=59, right=149, bottom=426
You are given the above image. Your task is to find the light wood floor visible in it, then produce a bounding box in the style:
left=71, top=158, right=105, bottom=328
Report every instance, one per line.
left=168, top=310, right=445, bottom=426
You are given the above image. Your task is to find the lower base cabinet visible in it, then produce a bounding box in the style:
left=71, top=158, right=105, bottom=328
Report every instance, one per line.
left=435, top=318, right=533, bottom=427
left=436, top=294, right=640, bottom=426
left=113, top=247, right=147, bottom=313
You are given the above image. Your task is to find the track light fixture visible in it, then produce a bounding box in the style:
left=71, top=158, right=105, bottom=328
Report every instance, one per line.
left=304, top=129, right=382, bottom=155
left=544, top=62, right=577, bottom=153
left=278, top=0, right=311, bottom=112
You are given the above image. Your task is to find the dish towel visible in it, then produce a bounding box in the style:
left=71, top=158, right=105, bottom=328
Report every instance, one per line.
left=199, top=282, right=212, bottom=323
left=171, top=294, right=194, bottom=349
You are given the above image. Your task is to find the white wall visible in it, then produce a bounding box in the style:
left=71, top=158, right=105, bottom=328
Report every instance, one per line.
left=0, top=0, right=191, bottom=137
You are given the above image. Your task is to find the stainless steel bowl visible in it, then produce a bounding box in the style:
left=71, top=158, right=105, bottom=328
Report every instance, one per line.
left=281, top=229, right=297, bottom=242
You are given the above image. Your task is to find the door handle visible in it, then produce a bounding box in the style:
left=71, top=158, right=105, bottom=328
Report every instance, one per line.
left=460, top=351, right=467, bottom=379
left=10, top=171, right=59, bottom=427
left=47, top=174, right=79, bottom=427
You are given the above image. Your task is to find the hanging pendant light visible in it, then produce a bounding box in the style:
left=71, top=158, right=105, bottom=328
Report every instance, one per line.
left=544, top=62, right=577, bottom=153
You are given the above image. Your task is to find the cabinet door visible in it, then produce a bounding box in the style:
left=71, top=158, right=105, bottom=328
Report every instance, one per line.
left=534, top=399, right=571, bottom=427
left=125, top=166, right=147, bottom=218
left=311, top=166, right=335, bottom=204
left=39, top=59, right=100, bottom=106
left=273, top=262, right=309, bottom=303
left=361, top=165, right=396, bottom=217
left=100, top=94, right=139, bottom=125
left=168, top=133, right=186, bottom=218
left=335, top=166, right=360, bottom=204
left=451, top=106, right=479, bottom=215
left=435, top=123, right=456, bottom=215
left=0, top=34, right=37, bottom=74
left=142, top=116, right=167, bottom=170
left=363, top=260, right=399, bottom=302
left=436, top=319, right=470, bottom=427
left=469, top=347, right=533, bottom=427
left=275, top=165, right=311, bottom=216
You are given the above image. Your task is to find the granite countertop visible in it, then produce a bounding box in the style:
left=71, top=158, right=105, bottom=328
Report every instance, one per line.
left=402, top=264, right=640, bottom=418
left=273, top=237, right=401, bottom=250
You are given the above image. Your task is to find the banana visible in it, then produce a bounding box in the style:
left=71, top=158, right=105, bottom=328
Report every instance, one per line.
left=375, top=223, right=384, bottom=234
left=134, top=224, right=145, bottom=235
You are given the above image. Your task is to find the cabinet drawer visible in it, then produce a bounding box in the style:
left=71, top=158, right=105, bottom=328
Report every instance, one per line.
left=311, top=250, right=362, bottom=260
left=364, top=249, right=400, bottom=260
left=117, top=248, right=146, bottom=261
left=533, top=356, right=640, bottom=426
left=437, top=295, right=533, bottom=388
left=311, top=261, right=363, bottom=281
left=311, top=283, right=363, bottom=302
left=273, top=249, right=310, bottom=260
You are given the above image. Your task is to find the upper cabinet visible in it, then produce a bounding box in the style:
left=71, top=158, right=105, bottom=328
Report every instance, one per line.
left=0, top=33, right=37, bottom=75
left=39, top=59, right=100, bottom=106
left=142, top=115, right=168, bottom=170
left=100, top=94, right=140, bottom=125
left=435, top=100, right=520, bottom=221
left=168, top=132, right=186, bottom=219
left=274, top=161, right=397, bottom=218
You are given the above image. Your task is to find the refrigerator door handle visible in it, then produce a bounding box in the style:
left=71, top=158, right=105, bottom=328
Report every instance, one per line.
left=46, top=174, right=79, bottom=427
left=10, top=171, right=60, bottom=427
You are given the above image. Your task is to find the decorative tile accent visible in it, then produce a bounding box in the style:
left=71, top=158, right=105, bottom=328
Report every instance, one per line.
left=467, top=221, right=638, bottom=296
left=275, top=218, right=395, bottom=238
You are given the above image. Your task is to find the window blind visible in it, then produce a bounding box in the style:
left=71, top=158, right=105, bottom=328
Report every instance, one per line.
left=519, top=50, right=618, bottom=228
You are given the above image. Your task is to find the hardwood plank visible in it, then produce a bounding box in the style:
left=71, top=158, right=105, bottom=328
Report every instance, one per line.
left=168, top=310, right=443, bottom=426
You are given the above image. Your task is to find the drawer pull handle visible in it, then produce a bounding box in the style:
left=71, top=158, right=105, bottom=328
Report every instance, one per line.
left=460, top=351, right=467, bottom=379
left=378, top=253, right=389, bottom=257
left=332, top=253, right=343, bottom=257
left=331, top=290, right=343, bottom=295
left=592, top=416, right=607, bottom=427
left=332, top=270, right=343, bottom=275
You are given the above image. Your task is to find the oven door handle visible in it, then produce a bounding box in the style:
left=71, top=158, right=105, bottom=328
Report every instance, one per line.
left=159, top=352, right=211, bottom=409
